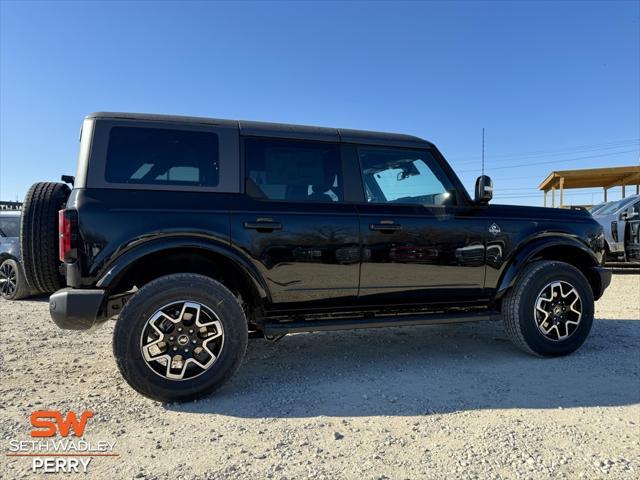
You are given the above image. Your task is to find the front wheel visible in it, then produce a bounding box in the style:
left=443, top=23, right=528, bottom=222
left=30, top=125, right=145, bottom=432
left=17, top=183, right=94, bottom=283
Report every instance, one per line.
left=113, top=274, right=248, bottom=402
left=502, top=260, right=594, bottom=357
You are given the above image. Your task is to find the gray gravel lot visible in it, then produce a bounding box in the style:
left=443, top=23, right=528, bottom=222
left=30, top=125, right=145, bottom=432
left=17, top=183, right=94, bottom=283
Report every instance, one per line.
left=1, top=274, right=639, bottom=479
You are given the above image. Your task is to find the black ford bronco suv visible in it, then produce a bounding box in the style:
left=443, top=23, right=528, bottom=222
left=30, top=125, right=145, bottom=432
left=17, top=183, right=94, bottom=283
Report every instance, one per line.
left=21, top=112, right=611, bottom=402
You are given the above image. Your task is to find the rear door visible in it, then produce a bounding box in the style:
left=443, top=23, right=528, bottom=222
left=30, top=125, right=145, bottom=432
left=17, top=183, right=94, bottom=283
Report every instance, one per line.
left=352, top=145, right=488, bottom=307
left=230, top=136, right=360, bottom=310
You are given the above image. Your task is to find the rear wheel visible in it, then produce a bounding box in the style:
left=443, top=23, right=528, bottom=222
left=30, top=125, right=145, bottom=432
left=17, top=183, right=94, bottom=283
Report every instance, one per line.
left=113, top=273, right=248, bottom=402
left=502, top=260, right=594, bottom=356
left=20, top=182, right=70, bottom=294
left=0, top=259, right=30, bottom=300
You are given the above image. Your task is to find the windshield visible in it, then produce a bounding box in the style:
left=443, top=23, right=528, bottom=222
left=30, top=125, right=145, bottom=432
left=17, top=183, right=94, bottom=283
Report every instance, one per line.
left=595, top=197, right=638, bottom=216
left=589, top=202, right=608, bottom=214
left=0, top=216, right=20, bottom=237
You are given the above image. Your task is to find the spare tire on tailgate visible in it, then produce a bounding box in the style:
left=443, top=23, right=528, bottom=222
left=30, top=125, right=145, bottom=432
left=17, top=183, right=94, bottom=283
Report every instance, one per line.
left=20, top=182, right=70, bottom=294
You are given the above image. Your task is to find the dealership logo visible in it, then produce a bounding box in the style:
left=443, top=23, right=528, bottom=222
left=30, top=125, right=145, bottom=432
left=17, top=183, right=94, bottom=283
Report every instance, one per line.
left=488, top=223, right=501, bottom=235
left=6, top=410, right=117, bottom=474
left=30, top=411, right=94, bottom=438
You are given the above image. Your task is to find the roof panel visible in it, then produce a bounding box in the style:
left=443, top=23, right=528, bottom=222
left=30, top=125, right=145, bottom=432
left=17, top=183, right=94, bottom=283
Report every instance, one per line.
left=86, top=112, right=432, bottom=146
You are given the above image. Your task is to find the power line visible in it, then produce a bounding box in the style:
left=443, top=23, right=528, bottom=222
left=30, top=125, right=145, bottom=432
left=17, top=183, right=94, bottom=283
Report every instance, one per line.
left=494, top=191, right=635, bottom=199
left=456, top=149, right=639, bottom=174
left=450, top=138, right=640, bottom=164
left=495, top=187, right=606, bottom=192
left=452, top=143, right=640, bottom=167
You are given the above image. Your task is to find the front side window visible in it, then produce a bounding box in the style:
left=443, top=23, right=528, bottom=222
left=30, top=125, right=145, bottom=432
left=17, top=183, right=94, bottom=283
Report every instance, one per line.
left=358, top=147, right=455, bottom=205
left=245, top=137, right=343, bottom=202
left=105, top=127, right=219, bottom=186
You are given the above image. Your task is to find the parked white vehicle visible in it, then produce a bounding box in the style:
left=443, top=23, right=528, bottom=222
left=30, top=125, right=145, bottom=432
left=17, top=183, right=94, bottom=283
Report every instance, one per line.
left=592, top=195, right=640, bottom=260
left=589, top=201, right=609, bottom=215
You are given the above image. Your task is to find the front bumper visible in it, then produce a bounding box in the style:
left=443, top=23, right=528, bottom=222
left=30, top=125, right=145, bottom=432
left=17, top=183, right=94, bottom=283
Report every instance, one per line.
left=49, top=288, right=107, bottom=330
left=589, top=266, right=612, bottom=301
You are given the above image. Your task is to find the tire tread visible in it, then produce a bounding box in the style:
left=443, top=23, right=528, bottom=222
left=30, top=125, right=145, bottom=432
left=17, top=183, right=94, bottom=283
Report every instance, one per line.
left=113, top=273, right=248, bottom=402
left=502, top=260, right=592, bottom=356
left=20, top=182, right=70, bottom=293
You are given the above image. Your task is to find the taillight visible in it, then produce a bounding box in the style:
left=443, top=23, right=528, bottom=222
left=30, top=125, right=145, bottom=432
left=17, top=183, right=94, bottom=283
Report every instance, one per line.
left=58, top=210, right=77, bottom=262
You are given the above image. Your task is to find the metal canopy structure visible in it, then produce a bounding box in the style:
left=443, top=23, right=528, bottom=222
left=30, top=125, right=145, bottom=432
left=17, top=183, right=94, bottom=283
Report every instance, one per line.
left=539, top=165, right=640, bottom=208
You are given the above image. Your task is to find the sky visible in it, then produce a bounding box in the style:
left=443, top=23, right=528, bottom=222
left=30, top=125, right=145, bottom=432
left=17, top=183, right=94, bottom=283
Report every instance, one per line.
left=1, top=0, right=638, bottom=207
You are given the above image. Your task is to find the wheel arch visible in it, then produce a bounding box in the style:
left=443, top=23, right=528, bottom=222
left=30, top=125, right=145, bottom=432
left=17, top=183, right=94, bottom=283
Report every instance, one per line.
left=0, top=252, right=17, bottom=263
left=97, top=238, right=270, bottom=313
left=495, top=237, right=605, bottom=301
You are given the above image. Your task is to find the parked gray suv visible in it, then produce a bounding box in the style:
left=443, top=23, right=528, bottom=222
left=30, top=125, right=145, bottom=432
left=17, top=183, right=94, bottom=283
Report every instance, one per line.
left=0, top=211, right=31, bottom=300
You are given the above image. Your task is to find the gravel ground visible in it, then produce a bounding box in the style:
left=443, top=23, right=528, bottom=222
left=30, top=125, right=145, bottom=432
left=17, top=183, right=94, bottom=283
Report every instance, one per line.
left=1, top=274, right=639, bottom=479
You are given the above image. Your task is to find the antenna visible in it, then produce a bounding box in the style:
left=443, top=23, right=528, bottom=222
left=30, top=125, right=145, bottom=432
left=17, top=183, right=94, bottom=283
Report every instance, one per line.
left=481, top=127, right=485, bottom=176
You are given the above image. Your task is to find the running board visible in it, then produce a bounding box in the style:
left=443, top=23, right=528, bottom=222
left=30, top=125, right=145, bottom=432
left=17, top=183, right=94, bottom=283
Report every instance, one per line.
left=263, top=311, right=500, bottom=336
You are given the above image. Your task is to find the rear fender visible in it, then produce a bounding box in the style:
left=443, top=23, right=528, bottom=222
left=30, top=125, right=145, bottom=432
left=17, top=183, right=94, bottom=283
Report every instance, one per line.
left=95, top=236, right=270, bottom=302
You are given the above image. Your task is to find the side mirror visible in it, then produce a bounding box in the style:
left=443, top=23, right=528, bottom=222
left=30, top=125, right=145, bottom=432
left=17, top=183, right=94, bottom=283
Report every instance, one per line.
left=475, top=175, right=493, bottom=204
left=621, top=209, right=638, bottom=221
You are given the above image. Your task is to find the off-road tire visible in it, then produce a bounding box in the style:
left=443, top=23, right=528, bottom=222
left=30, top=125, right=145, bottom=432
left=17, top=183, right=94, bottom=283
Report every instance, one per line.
left=113, top=273, right=248, bottom=402
left=502, top=260, right=594, bottom=357
left=20, top=182, right=70, bottom=293
left=0, top=259, right=30, bottom=300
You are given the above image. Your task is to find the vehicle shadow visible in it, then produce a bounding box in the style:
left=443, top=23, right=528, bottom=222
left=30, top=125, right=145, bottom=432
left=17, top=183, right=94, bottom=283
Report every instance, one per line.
left=171, top=318, right=640, bottom=418
left=25, top=294, right=51, bottom=302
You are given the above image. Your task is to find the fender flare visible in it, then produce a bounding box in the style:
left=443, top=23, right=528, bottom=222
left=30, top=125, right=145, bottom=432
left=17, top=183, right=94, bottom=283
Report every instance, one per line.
left=95, top=236, right=270, bottom=302
left=495, top=235, right=599, bottom=300
left=0, top=252, right=18, bottom=262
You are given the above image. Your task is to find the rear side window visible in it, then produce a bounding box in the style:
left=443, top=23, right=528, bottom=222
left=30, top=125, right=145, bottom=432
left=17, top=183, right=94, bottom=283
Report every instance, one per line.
left=245, top=137, right=343, bottom=202
left=105, top=127, right=219, bottom=186
left=0, top=216, right=20, bottom=237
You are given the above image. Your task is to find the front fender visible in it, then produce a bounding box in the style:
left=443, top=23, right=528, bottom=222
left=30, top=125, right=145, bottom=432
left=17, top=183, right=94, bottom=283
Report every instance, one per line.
left=495, top=236, right=599, bottom=300
left=95, top=236, right=270, bottom=301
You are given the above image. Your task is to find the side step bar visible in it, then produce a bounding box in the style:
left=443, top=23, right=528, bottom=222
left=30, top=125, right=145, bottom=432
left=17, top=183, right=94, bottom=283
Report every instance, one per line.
left=263, top=311, right=500, bottom=336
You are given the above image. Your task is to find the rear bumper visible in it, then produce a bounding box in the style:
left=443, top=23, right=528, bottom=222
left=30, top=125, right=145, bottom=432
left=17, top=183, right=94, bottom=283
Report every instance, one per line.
left=589, top=266, right=612, bottom=301
left=49, top=288, right=107, bottom=330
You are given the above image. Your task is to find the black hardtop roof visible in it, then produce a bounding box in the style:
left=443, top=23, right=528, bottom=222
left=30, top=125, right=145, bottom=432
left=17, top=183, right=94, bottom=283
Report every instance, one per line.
left=87, top=112, right=433, bottom=148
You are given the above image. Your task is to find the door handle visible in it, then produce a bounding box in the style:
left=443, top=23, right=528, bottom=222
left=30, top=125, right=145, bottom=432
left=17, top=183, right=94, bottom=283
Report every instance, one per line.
left=243, top=219, right=283, bottom=232
left=370, top=223, right=401, bottom=233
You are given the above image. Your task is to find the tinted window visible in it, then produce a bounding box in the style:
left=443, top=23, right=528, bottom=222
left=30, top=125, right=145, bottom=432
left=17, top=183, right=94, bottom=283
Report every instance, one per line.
left=105, top=127, right=219, bottom=186
left=245, top=138, right=342, bottom=202
left=0, top=216, right=20, bottom=237
left=358, top=147, right=455, bottom=205
left=597, top=197, right=637, bottom=215
left=589, top=202, right=607, bottom=214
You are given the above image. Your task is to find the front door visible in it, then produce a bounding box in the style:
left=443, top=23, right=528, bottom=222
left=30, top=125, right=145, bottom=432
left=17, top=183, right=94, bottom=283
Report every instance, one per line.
left=354, top=145, right=487, bottom=307
left=231, top=136, right=360, bottom=310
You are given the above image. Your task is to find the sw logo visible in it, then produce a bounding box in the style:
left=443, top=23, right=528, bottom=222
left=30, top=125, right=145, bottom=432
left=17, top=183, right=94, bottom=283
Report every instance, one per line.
left=29, top=410, right=95, bottom=473
left=30, top=410, right=94, bottom=437
left=9, top=410, right=116, bottom=474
